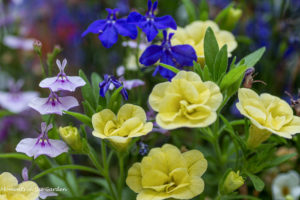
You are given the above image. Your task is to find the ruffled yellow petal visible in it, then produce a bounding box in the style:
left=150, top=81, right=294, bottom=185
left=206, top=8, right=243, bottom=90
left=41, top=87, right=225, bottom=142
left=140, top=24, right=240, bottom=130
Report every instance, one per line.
left=183, top=150, right=207, bottom=177
left=117, top=104, right=147, bottom=123
left=92, top=109, right=116, bottom=134
left=149, top=82, right=170, bottom=111
left=126, top=163, right=143, bottom=193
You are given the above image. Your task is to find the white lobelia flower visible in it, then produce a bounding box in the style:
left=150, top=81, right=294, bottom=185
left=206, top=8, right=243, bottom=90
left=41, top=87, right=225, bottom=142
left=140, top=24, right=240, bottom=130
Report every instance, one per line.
left=39, top=58, right=86, bottom=92
left=272, top=170, right=300, bottom=200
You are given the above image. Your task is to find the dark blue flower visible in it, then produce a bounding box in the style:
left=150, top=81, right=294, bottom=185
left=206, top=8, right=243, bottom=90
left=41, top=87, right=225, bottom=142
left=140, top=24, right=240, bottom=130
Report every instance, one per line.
left=99, top=74, right=128, bottom=100
left=138, top=141, right=149, bottom=156
left=139, top=30, right=197, bottom=80
left=82, top=8, right=138, bottom=48
left=127, top=0, right=177, bottom=42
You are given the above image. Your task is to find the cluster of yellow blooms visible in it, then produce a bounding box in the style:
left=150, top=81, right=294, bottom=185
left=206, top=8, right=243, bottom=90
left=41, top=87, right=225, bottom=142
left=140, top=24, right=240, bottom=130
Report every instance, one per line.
left=88, top=21, right=300, bottom=200
left=0, top=172, right=39, bottom=200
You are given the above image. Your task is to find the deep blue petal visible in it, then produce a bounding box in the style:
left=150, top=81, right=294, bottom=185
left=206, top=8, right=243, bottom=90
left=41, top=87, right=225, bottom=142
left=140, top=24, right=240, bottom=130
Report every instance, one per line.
left=115, top=19, right=138, bottom=39
left=157, top=52, right=177, bottom=80
left=82, top=20, right=107, bottom=37
left=140, top=21, right=159, bottom=42
left=127, top=12, right=145, bottom=24
left=139, top=45, right=163, bottom=66
left=99, top=82, right=110, bottom=97
left=154, top=15, right=177, bottom=30
left=170, top=45, right=197, bottom=66
left=120, top=88, right=129, bottom=100
left=99, top=24, right=118, bottom=48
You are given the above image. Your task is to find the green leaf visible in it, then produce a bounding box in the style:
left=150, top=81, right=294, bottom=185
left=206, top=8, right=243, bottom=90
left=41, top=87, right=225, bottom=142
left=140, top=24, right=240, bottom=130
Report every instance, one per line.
left=109, top=86, right=123, bottom=112
left=64, top=111, right=92, bottom=128
left=229, top=56, right=237, bottom=70
left=199, top=0, right=209, bottom=20
left=79, top=70, right=96, bottom=108
left=182, top=0, right=196, bottom=22
left=159, top=63, right=180, bottom=74
left=91, top=72, right=102, bottom=105
left=203, top=65, right=212, bottom=81
left=213, top=45, right=228, bottom=81
left=193, top=61, right=203, bottom=79
left=0, top=153, right=31, bottom=160
left=0, top=110, right=14, bottom=118
left=246, top=172, right=265, bottom=192
left=82, top=100, right=95, bottom=117
left=237, top=47, right=266, bottom=68
left=220, top=65, right=248, bottom=91
left=204, top=27, right=219, bottom=74
left=215, top=3, right=233, bottom=24
left=267, top=153, right=297, bottom=167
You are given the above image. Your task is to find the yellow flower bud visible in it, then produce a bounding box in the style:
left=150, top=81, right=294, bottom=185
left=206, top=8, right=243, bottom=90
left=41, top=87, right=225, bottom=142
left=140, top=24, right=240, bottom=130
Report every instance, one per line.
left=224, top=8, right=242, bottom=31
left=59, top=126, right=82, bottom=151
left=223, top=171, right=244, bottom=194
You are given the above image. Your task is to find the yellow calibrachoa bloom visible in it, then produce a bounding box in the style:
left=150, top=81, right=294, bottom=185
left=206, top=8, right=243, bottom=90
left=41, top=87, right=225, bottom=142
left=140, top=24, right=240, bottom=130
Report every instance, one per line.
left=92, top=104, right=153, bottom=149
left=236, top=88, right=300, bottom=148
left=0, top=172, right=39, bottom=200
left=149, top=71, right=223, bottom=129
left=126, top=144, right=207, bottom=200
left=170, top=20, right=237, bottom=63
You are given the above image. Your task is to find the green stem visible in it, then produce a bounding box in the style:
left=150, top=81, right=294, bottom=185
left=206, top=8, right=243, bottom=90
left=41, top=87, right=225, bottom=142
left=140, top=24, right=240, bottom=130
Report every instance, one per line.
left=38, top=53, right=47, bottom=78
left=159, top=63, right=180, bottom=74
left=117, top=152, right=125, bottom=200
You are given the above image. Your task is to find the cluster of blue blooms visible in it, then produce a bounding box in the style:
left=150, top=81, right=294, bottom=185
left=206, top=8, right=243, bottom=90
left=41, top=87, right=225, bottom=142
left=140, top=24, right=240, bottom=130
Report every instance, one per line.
left=82, top=0, right=197, bottom=81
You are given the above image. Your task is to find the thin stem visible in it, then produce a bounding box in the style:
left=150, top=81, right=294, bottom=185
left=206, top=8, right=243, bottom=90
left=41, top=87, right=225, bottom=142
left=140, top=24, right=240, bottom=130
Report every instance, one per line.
left=38, top=54, right=47, bottom=78
left=117, top=152, right=125, bottom=200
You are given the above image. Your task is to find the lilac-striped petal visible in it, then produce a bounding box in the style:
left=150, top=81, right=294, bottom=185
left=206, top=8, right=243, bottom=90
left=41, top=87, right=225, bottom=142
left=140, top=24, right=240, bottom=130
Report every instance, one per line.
left=115, top=19, right=138, bottom=39
left=29, top=96, right=79, bottom=115
left=0, top=91, right=38, bottom=113
left=99, top=25, right=119, bottom=48
left=154, top=15, right=177, bottom=30
left=139, top=45, right=163, bottom=66
left=82, top=19, right=107, bottom=37
left=16, top=138, right=68, bottom=159
left=39, top=76, right=86, bottom=92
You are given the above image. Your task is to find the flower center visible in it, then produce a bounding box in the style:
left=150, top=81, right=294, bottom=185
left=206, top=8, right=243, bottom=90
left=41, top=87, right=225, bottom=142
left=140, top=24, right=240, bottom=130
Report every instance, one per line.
left=47, top=91, right=61, bottom=106
left=282, top=186, right=290, bottom=196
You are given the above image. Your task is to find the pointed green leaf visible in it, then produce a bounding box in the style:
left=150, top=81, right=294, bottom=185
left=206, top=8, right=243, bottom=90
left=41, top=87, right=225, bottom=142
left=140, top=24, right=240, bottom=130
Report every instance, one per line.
left=204, top=27, right=219, bottom=74
left=237, top=47, right=266, bottom=68
left=203, top=65, right=212, bottom=81
left=199, top=0, right=209, bottom=20
left=79, top=70, right=96, bottom=108
left=246, top=172, right=265, bottom=192
left=91, top=72, right=102, bottom=105
left=182, top=0, right=196, bottom=22
left=64, top=111, right=92, bottom=128
left=220, top=65, right=248, bottom=91
left=213, top=45, right=228, bottom=81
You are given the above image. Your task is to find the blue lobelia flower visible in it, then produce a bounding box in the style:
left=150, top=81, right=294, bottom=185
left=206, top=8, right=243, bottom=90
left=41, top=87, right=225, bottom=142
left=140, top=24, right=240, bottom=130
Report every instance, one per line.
left=99, top=74, right=128, bottom=100
left=139, top=30, right=197, bottom=80
left=127, top=0, right=177, bottom=42
left=82, top=8, right=138, bottom=48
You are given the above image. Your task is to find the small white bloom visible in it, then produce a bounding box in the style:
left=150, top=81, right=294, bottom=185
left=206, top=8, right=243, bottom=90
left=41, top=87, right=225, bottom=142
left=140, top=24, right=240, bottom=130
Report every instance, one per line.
left=272, top=171, right=300, bottom=200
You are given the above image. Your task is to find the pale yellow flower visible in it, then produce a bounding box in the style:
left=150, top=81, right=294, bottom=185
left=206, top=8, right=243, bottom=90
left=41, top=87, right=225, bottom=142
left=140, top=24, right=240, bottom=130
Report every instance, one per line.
left=126, top=144, right=207, bottom=200
left=0, top=172, right=39, bottom=200
left=236, top=88, right=300, bottom=147
left=92, top=104, right=153, bottom=149
left=170, top=20, right=237, bottom=63
left=149, top=71, right=223, bottom=129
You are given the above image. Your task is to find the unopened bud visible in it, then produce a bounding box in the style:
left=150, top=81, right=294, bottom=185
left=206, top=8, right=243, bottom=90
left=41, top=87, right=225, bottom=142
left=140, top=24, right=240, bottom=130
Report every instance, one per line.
left=59, top=126, right=82, bottom=151
left=33, top=40, right=42, bottom=55
left=223, top=171, right=244, bottom=194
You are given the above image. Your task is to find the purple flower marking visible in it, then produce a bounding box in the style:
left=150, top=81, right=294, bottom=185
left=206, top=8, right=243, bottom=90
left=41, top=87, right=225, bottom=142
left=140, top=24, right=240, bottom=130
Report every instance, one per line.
left=16, top=122, right=69, bottom=159
left=39, top=59, right=86, bottom=92
left=28, top=90, right=79, bottom=115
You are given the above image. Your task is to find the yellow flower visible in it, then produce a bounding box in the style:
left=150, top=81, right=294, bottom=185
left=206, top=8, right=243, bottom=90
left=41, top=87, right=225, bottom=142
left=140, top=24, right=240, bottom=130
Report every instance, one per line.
left=0, top=172, right=39, bottom=200
left=170, top=20, right=237, bottom=63
left=59, top=126, right=82, bottom=151
left=236, top=88, right=300, bottom=148
left=223, top=171, right=244, bottom=194
left=92, top=104, right=153, bottom=149
left=148, top=71, right=223, bottom=129
left=126, top=144, right=207, bottom=200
